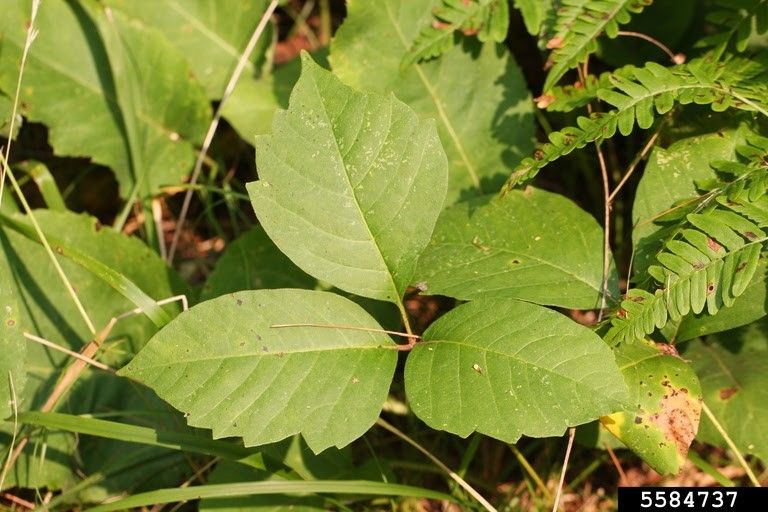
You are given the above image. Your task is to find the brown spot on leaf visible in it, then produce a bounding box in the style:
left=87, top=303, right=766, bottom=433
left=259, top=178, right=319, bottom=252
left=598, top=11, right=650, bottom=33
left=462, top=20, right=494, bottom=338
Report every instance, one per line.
left=706, top=238, right=723, bottom=252
left=535, top=94, right=556, bottom=109
left=719, top=387, right=739, bottom=400
left=546, top=36, right=564, bottom=49
left=655, top=343, right=679, bottom=357
left=236, top=299, right=243, bottom=306
left=744, top=231, right=758, bottom=240
left=648, top=386, right=702, bottom=461
left=5, top=319, right=15, bottom=327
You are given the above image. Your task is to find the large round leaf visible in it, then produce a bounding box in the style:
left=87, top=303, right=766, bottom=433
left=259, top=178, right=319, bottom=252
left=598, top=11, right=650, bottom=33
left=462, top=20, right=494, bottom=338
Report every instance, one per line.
left=404, top=299, right=628, bottom=442
left=414, top=189, right=618, bottom=309
left=121, top=289, right=399, bottom=453
left=247, top=54, right=448, bottom=304
left=330, top=0, right=534, bottom=203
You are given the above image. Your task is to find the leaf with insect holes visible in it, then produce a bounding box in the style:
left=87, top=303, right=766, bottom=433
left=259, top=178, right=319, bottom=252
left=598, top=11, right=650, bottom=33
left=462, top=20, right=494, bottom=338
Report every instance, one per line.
left=247, top=53, right=448, bottom=304
left=120, top=289, right=399, bottom=453
left=330, top=0, right=534, bottom=204
left=0, top=0, right=210, bottom=197
left=683, top=319, right=768, bottom=462
left=601, top=341, right=702, bottom=475
left=404, top=299, right=628, bottom=442
left=414, top=189, right=618, bottom=309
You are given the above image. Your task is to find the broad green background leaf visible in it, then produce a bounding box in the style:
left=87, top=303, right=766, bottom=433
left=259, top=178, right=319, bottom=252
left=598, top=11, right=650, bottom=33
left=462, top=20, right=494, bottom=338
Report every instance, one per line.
left=121, top=289, right=399, bottom=453
left=330, top=0, right=534, bottom=204
left=0, top=92, right=20, bottom=139
left=222, top=50, right=330, bottom=141
left=0, top=268, right=24, bottom=419
left=683, top=320, right=768, bottom=462
left=200, top=227, right=399, bottom=329
left=103, top=0, right=273, bottom=98
left=200, top=226, right=318, bottom=301
left=404, top=299, right=628, bottom=442
left=0, top=0, right=210, bottom=197
left=0, top=210, right=187, bottom=489
left=415, top=189, right=618, bottom=309
left=247, top=54, right=448, bottom=304
left=601, top=342, right=702, bottom=475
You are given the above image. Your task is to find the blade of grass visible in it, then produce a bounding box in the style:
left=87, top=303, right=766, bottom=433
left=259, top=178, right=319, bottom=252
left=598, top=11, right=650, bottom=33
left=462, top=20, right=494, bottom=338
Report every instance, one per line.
left=84, top=480, right=456, bottom=512
left=687, top=451, right=735, bottom=487
left=0, top=211, right=170, bottom=327
left=376, top=418, right=496, bottom=512
left=15, top=161, right=66, bottom=211
left=167, top=0, right=279, bottom=263
left=15, top=412, right=263, bottom=468
left=701, top=402, right=761, bottom=486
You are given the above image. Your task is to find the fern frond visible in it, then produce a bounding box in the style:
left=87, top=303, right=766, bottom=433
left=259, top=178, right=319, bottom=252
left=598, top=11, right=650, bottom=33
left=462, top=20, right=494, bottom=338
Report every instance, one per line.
left=401, top=0, right=509, bottom=70
left=606, top=167, right=768, bottom=345
left=543, top=0, right=653, bottom=91
left=697, top=0, right=768, bottom=59
left=504, top=56, right=768, bottom=189
left=513, top=0, right=553, bottom=36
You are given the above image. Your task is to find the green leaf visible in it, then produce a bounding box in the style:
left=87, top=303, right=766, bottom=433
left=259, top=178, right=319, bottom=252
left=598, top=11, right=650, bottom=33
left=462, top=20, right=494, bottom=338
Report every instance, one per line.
left=404, top=299, right=628, bottom=442
left=247, top=54, right=448, bottom=304
left=683, top=320, right=768, bottom=462
left=200, top=226, right=317, bottom=302
left=543, top=0, right=653, bottom=91
left=402, top=0, right=510, bottom=68
left=0, top=211, right=188, bottom=489
left=513, top=0, right=552, bottom=35
left=222, top=50, right=329, bottom=141
left=414, top=189, right=618, bottom=309
left=102, top=0, right=274, bottom=98
left=200, top=461, right=326, bottom=512
left=200, top=227, right=400, bottom=330
left=86, top=480, right=456, bottom=512
left=16, top=411, right=261, bottom=465
left=0, top=266, right=24, bottom=419
left=330, top=0, right=534, bottom=203
left=0, top=0, right=210, bottom=197
left=632, top=128, right=748, bottom=275
left=675, top=262, right=767, bottom=341
left=601, top=342, right=702, bottom=475
left=120, top=289, right=399, bottom=453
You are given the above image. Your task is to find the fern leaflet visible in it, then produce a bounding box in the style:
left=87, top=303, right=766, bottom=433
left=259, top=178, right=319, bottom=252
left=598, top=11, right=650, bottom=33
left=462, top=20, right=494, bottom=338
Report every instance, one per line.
left=504, top=56, right=768, bottom=190
left=606, top=164, right=768, bottom=345
left=543, top=0, right=653, bottom=91
left=401, top=0, right=509, bottom=70
left=697, top=0, right=768, bottom=59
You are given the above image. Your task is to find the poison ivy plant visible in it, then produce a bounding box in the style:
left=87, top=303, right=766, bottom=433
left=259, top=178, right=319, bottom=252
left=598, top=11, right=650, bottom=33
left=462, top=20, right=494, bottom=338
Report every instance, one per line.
left=248, top=54, right=447, bottom=306
left=414, top=188, right=618, bottom=309
left=0, top=0, right=210, bottom=198
left=121, top=290, right=399, bottom=453
left=405, top=299, right=628, bottom=442
left=330, top=0, right=534, bottom=203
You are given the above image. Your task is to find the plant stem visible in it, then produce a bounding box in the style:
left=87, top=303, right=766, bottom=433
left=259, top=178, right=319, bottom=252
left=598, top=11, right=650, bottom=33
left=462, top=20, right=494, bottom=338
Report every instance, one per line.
left=509, top=444, right=552, bottom=501
left=551, top=428, right=575, bottom=512
left=376, top=418, right=497, bottom=512
left=701, top=402, right=761, bottom=486
left=167, top=0, right=279, bottom=264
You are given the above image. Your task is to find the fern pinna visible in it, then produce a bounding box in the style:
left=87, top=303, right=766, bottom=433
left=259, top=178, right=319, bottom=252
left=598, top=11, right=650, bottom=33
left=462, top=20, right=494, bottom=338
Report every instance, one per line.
left=543, top=0, right=653, bottom=91
left=606, top=149, right=768, bottom=345
left=503, top=54, right=768, bottom=190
